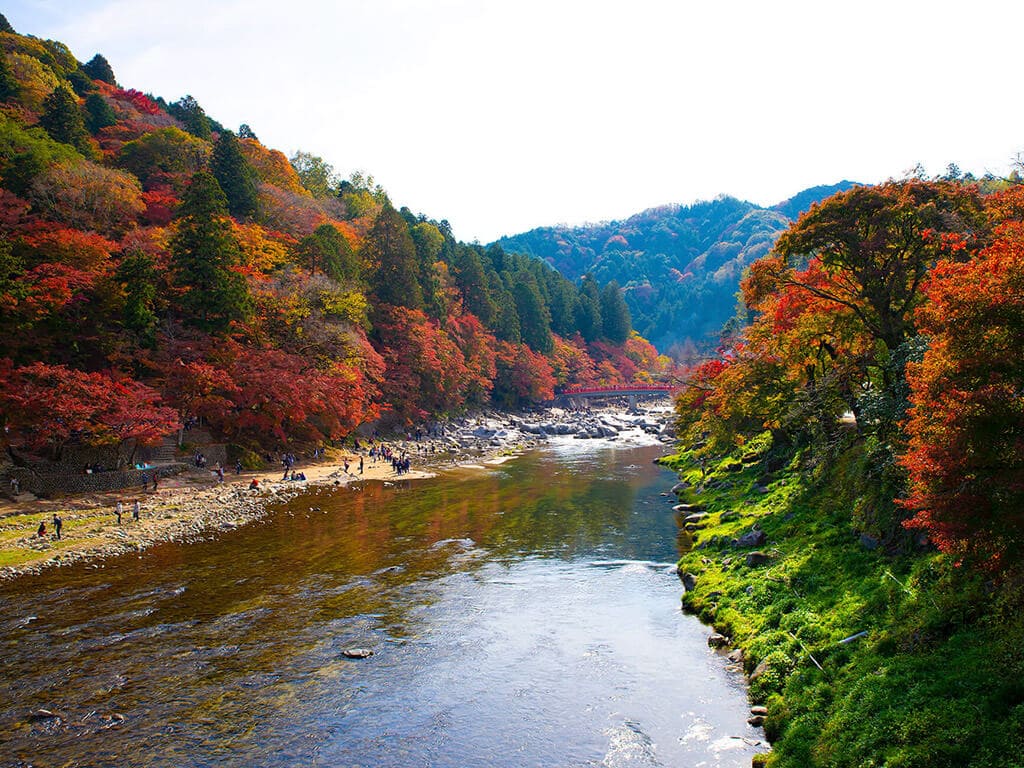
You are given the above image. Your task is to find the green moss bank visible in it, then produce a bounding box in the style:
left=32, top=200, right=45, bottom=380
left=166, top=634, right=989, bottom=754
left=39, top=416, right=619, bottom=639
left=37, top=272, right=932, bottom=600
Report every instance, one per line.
left=660, top=438, right=1024, bottom=768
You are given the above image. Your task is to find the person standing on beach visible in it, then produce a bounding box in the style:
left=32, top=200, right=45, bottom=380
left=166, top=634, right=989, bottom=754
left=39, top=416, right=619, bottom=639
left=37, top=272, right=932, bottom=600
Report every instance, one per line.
left=52, top=514, right=62, bottom=540
left=132, top=499, right=140, bottom=521
left=116, top=501, right=123, bottom=525
left=359, top=456, right=364, bottom=474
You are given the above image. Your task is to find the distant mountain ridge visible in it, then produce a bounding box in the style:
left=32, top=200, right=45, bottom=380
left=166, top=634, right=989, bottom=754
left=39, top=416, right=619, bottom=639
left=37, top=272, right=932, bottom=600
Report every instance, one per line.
left=494, top=181, right=859, bottom=353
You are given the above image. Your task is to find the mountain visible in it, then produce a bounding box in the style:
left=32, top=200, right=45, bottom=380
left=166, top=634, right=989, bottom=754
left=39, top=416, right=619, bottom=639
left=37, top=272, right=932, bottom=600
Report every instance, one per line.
left=494, top=182, right=859, bottom=354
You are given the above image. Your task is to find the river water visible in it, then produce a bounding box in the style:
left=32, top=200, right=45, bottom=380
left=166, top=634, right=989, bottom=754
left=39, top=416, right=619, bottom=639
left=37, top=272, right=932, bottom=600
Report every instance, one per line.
left=0, top=438, right=763, bottom=767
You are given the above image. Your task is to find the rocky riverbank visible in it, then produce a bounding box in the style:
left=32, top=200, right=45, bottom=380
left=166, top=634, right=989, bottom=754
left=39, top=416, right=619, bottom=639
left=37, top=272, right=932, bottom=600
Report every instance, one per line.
left=0, top=403, right=674, bottom=582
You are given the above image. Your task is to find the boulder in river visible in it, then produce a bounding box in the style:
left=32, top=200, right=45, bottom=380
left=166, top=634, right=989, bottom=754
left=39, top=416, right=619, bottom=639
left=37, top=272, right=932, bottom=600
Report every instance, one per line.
left=29, top=709, right=65, bottom=721
left=342, top=648, right=374, bottom=659
left=673, top=503, right=705, bottom=513
left=679, top=572, right=698, bottom=592
left=707, top=632, right=730, bottom=649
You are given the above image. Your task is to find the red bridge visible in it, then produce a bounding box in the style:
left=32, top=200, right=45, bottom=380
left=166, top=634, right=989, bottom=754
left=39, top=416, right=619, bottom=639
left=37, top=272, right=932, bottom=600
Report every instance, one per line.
left=558, top=384, right=677, bottom=399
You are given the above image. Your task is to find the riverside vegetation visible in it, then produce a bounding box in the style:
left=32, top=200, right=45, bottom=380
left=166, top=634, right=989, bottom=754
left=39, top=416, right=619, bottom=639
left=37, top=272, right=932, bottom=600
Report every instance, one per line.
left=661, top=437, right=1024, bottom=767
left=666, top=178, right=1024, bottom=766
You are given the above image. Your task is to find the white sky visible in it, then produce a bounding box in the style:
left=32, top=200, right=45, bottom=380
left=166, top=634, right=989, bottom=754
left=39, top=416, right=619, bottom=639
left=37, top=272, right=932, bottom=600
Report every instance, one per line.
left=6, top=0, right=1024, bottom=243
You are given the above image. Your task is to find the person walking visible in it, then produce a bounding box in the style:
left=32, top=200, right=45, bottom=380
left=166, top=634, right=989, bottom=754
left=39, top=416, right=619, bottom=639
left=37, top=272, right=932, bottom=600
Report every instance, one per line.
left=52, top=514, right=62, bottom=540
left=132, top=499, right=140, bottom=521
left=115, top=501, right=123, bottom=525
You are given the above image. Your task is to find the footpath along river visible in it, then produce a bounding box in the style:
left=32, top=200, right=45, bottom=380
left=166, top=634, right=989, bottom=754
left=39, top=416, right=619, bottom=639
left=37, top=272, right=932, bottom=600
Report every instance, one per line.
left=0, top=438, right=764, bottom=767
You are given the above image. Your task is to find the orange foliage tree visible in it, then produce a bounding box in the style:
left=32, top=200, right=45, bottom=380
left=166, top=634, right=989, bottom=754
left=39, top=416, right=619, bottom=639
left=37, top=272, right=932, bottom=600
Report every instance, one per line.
left=900, top=193, right=1024, bottom=566
left=0, top=360, right=178, bottom=460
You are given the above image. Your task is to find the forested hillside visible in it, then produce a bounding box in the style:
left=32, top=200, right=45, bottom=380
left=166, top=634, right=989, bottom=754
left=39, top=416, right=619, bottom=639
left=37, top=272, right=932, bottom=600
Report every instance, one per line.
left=495, top=183, right=856, bottom=353
left=0, top=18, right=669, bottom=463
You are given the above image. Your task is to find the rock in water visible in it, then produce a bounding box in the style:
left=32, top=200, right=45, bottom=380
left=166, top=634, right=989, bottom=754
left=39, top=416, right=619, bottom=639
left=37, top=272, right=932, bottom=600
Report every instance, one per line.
left=707, top=632, right=729, bottom=649
left=342, top=648, right=374, bottom=659
left=29, top=708, right=64, bottom=721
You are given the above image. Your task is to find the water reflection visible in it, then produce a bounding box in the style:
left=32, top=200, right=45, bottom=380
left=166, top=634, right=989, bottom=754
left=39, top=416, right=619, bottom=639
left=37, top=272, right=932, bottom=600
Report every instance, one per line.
left=0, top=442, right=762, bottom=767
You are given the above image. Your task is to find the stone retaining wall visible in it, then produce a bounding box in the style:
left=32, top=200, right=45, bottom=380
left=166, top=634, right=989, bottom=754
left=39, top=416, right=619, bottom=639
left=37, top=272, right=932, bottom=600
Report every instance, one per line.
left=5, top=463, right=188, bottom=498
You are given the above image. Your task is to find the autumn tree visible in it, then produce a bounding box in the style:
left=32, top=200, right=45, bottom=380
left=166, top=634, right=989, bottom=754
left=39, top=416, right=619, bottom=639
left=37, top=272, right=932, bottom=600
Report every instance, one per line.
left=900, top=203, right=1024, bottom=567
left=30, top=159, right=144, bottom=235
left=118, top=126, right=209, bottom=186
left=210, top=129, right=257, bottom=218
left=769, top=180, right=986, bottom=354
left=493, top=341, right=556, bottom=407
left=0, top=360, right=178, bottom=461
left=170, top=171, right=252, bottom=332
left=290, top=150, right=337, bottom=198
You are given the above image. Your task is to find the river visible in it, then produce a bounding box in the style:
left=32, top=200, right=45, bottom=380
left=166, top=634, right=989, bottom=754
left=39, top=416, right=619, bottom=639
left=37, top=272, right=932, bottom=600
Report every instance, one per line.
left=0, top=438, right=764, bottom=767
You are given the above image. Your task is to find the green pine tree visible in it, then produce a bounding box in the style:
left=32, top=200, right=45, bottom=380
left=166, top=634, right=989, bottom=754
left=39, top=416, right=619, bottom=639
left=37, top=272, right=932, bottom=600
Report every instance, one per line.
left=81, top=53, right=116, bottom=85
left=575, top=276, right=603, bottom=342
left=115, top=249, right=160, bottom=348
left=513, top=274, right=553, bottom=353
left=0, top=51, right=18, bottom=102
left=84, top=93, right=116, bottom=134
left=600, top=281, right=632, bottom=343
left=492, top=288, right=521, bottom=343
left=210, top=129, right=258, bottom=219
left=454, top=246, right=496, bottom=325
left=39, top=86, right=91, bottom=155
left=364, top=203, right=422, bottom=310
left=298, top=224, right=359, bottom=283
left=169, top=95, right=211, bottom=140
left=170, top=172, right=252, bottom=332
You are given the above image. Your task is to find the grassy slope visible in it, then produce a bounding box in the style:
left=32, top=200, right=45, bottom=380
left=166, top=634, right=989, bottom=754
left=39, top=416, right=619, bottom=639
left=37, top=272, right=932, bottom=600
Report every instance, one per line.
left=660, top=438, right=1024, bottom=768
